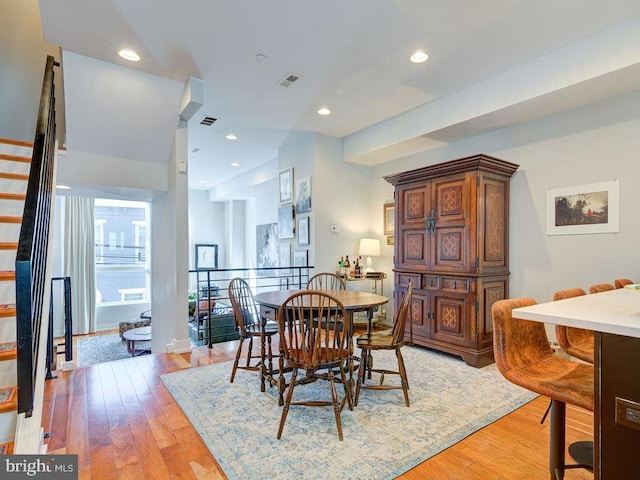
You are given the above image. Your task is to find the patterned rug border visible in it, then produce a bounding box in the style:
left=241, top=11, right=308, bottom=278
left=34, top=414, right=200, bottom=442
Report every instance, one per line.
left=161, top=346, right=538, bottom=480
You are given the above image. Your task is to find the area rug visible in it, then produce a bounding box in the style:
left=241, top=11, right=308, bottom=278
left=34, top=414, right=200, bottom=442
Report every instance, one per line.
left=161, top=346, right=538, bottom=480
left=76, top=333, right=150, bottom=367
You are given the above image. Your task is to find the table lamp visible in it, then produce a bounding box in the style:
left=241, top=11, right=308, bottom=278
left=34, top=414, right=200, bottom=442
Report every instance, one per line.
left=359, top=238, right=380, bottom=273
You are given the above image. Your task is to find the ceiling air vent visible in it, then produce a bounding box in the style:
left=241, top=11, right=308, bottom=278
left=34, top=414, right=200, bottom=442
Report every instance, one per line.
left=277, top=73, right=302, bottom=88
left=199, top=116, right=218, bottom=126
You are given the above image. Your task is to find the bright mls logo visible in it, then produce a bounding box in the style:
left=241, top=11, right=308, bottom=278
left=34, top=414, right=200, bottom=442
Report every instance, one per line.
left=3, top=455, right=78, bottom=479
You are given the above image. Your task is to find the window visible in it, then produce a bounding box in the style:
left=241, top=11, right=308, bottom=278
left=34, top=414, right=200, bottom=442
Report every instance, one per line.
left=95, top=199, right=150, bottom=304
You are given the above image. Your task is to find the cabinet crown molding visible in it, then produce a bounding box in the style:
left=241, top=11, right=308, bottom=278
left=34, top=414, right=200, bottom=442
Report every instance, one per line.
left=384, top=153, right=519, bottom=186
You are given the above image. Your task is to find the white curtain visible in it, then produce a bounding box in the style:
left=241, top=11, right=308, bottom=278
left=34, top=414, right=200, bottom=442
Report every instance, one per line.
left=64, top=196, right=97, bottom=334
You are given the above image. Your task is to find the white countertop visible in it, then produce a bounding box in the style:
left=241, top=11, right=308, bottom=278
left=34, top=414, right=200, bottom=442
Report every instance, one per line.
left=512, top=287, right=640, bottom=339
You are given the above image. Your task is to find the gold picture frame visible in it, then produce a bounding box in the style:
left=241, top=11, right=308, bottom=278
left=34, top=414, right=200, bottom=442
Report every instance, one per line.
left=383, top=202, right=395, bottom=236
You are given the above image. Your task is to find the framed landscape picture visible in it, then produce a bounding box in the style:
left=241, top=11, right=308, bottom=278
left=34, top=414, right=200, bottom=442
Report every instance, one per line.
left=546, top=180, right=619, bottom=235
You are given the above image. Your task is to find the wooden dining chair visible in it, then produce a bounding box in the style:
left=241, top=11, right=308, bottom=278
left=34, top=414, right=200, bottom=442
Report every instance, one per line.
left=614, top=278, right=634, bottom=289
left=589, top=283, right=615, bottom=294
left=553, top=288, right=593, bottom=364
left=228, top=277, right=279, bottom=392
left=307, top=272, right=346, bottom=290
left=276, top=290, right=352, bottom=441
left=492, top=298, right=593, bottom=479
left=354, top=282, right=413, bottom=407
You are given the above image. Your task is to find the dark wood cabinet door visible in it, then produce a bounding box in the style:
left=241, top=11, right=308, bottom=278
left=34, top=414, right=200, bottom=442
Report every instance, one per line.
left=477, top=277, right=507, bottom=350
left=431, top=174, right=475, bottom=272
left=397, top=183, right=429, bottom=269
left=407, top=288, right=430, bottom=340
left=478, top=176, right=509, bottom=273
left=430, top=292, right=471, bottom=347
left=399, top=183, right=428, bottom=225
left=400, top=229, right=427, bottom=268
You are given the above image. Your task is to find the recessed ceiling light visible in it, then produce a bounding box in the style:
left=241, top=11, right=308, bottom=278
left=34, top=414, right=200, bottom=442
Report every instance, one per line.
left=255, top=53, right=268, bottom=62
left=118, top=49, right=140, bottom=62
left=199, top=180, right=207, bottom=184
left=56, top=184, right=71, bottom=190
left=317, top=107, right=331, bottom=115
left=230, top=162, right=240, bottom=167
left=226, top=134, right=238, bottom=140
left=410, top=51, right=429, bottom=64
left=190, top=147, right=201, bottom=153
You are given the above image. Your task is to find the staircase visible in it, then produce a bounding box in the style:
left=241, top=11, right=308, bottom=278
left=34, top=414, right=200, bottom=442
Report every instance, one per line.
left=0, top=139, right=32, bottom=454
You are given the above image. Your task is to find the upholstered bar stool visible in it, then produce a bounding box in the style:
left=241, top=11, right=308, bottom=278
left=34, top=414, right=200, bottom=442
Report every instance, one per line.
left=614, top=278, right=634, bottom=289
left=492, top=298, right=594, bottom=480
left=589, top=283, right=614, bottom=294
left=553, top=288, right=593, bottom=364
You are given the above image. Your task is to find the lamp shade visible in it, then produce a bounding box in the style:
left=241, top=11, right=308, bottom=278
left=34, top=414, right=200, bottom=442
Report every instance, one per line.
left=358, top=238, right=380, bottom=257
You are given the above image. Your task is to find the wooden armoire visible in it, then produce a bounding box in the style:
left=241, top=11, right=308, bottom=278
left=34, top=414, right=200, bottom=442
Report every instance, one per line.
left=384, top=154, right=519, bottom=367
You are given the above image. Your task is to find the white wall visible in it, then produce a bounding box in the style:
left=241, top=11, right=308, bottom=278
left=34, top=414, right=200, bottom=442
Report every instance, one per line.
left=313, top=134, right=372, bottom=273
left=278, top=135, right=314, bottom=273
left=151, top=126, right=190, bottom=354
left=187, top=190, right=225, bottom=270
left=227, top=200, right=246, bottom=268
left=0, top=0, right=64, bottom=144
left=278, top=133, right=372, bottom=273
left=370, top=89, right=640, bottom=309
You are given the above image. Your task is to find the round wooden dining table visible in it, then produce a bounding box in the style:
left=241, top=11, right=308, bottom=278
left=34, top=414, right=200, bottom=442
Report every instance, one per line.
left=255, top=288, right=389, bottom=405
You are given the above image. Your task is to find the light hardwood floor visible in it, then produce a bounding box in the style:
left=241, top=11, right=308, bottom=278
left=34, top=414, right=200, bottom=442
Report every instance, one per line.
left=43, top=337, right=593, bottom=480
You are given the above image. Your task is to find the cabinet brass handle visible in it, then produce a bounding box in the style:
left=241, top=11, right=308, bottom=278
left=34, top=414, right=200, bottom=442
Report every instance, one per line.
left=429, top=211, right=436, bottom=237
left=426, top=211, right=436, bottom=237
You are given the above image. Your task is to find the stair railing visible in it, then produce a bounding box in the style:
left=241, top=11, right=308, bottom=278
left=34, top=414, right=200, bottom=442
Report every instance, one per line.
left=47, top=276, right=73, bottom=379
left=15, top=55, right=58, bottom=417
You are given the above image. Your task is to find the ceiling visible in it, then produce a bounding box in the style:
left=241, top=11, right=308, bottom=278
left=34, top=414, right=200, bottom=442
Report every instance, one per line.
left=38, top=1, right=640, bottom=194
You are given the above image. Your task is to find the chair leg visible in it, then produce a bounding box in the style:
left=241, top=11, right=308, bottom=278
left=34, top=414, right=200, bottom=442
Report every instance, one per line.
left=339, top=363, right=353, bottom=411
left=277, top=368, right=298, bottom=439
left=230, top=337, right=246, bottom=383
left=328, top=369, right=344, bottom=441
left=266, top=334, right=274, bottom=374
left=354, top=349, right=368, bottom=407
left=396, top=348, right=410, bottom=407
left=246, top=336, right=254, bottom=367
left=259, top=331, right=267, bottom=392
left=549, top=399, right=566, bottom=480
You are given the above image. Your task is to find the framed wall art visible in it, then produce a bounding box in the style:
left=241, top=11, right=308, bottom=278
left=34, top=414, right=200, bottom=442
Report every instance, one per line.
left=256, top=223, right=278, bottom=274
left=279, top=242, right=291, bottom=274
left=278, top=204, right=295, bottom=239
left=293, top=249, right=308, bottom=267
left=546, top=180, right=619, bottom=235
left=383, top=202, right=395, bottom=236
left=279, top=167, right=293, bottom=205
left=298, top=216, right=310, bottom=246
left=295, top=176, right=311, bottom=213
left=195, top=244, right=218, bottom=269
